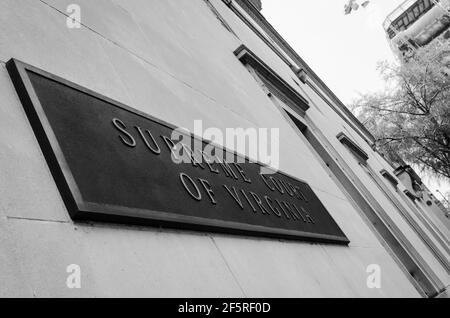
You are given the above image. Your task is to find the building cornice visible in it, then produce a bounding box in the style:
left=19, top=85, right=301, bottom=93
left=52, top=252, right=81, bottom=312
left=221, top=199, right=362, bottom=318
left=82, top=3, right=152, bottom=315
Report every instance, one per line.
left=380, top=169, right=399, bottom=187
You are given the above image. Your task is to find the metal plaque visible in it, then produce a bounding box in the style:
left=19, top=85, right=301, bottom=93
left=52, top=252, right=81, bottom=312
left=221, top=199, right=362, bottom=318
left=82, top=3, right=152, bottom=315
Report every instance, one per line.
left=6, top=59, right=349, bottom=245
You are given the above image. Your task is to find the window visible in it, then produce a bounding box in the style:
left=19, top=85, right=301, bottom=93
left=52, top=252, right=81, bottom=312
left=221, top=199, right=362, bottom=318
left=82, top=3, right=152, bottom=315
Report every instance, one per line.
left=336, top=132, right=369, bottom=164
left=234, top=45, right=310, bottom=116
left=381, top=169, right=399, bottom=189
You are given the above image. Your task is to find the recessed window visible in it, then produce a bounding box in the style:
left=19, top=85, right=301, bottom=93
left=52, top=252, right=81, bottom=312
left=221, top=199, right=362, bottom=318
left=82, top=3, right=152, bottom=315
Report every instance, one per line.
left=234, top=45, right=310, bottom=116
left=380, top=169, right=399, bottom=188
left=336, top=132, right=369, bottom=164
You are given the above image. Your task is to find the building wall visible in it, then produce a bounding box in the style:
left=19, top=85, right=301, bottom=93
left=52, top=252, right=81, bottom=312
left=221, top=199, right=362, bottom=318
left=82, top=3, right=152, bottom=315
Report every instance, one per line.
left=0, top=0, right=446, bottom=297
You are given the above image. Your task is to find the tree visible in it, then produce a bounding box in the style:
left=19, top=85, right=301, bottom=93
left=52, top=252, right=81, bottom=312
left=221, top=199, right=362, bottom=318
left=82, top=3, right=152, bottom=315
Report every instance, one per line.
left=351, top=42, right=450, bottom=180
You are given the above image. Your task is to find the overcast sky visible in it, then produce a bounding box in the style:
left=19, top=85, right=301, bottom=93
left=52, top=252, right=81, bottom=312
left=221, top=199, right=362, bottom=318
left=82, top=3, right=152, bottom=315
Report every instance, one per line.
left=262, top=0, right=405, bottom=105
left=262, top=0, right=450, bottom=195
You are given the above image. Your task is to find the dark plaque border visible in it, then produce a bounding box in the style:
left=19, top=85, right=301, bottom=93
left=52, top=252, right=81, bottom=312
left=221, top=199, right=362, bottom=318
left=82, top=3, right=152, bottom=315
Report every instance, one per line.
left=6, top=58, right=349, bottom=245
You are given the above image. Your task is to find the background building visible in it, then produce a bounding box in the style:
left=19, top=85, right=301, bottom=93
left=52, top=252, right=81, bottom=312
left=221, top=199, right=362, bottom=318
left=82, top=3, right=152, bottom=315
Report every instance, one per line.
left=384, top=0, right=450, bottom=58
left=382, top=0, right=450, bottom=226
left=0, top=0, right=449, bottom=297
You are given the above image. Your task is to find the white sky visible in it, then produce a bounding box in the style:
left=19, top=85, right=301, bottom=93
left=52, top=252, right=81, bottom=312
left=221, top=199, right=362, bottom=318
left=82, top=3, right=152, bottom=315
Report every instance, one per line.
left=262, top=0, right=405, bottom=105
left=262, top=0, right=450, bottom=196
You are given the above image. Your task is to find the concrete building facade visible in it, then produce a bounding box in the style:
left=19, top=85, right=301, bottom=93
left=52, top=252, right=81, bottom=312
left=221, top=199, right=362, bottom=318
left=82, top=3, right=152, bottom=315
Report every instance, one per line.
left=0, top=0, right=449, bottom=298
